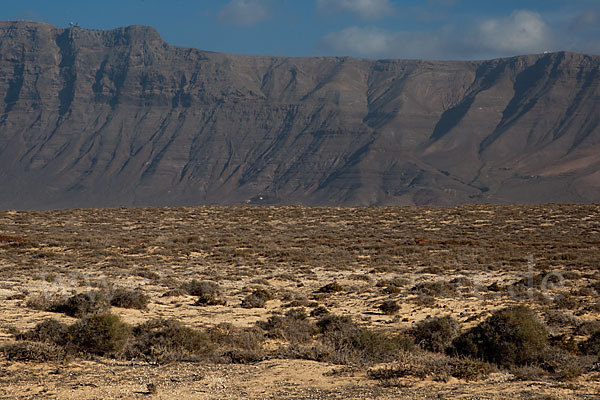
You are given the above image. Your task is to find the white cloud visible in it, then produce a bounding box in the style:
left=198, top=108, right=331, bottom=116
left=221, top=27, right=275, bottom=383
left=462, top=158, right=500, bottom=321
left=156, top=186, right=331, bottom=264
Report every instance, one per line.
left=473, top=10, right=553, bottom=54
left=321, top=27, right=395, bottom=57
left=319, top=10, right=559, bottom=60
left=320, top=26, right=450, bottom=59
left=219, top=0, right=269, bottom=26
left=317, top=0, right=395, bottom=20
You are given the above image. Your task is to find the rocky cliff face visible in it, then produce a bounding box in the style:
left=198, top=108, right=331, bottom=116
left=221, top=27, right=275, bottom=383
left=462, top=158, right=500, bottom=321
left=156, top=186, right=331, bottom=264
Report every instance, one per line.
left=0, top=21, right=599, bottom=208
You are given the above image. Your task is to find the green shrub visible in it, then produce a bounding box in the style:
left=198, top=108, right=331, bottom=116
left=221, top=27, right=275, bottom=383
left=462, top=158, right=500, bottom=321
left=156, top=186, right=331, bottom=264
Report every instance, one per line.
left=110, top=288, right=149, bottom=309
left=452, top=306, right=548, bottom=367
left=69, top=313, right=131, bottom=355
left=411, top=316, right=460, bottom=353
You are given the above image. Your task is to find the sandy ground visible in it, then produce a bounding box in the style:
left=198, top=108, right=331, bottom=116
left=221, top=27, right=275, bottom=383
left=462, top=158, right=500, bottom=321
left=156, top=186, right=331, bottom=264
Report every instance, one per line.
left=0, top=204, right=599, bottom=399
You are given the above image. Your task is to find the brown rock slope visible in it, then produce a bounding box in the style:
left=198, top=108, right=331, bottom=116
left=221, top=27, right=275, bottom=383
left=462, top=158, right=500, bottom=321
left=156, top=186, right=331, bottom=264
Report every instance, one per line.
left=0, top=21, right=599, bottom=208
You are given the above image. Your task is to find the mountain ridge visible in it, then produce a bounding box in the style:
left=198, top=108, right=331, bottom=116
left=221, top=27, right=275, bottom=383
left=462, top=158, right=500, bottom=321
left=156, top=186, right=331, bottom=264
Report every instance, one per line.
left=0, top=21, right=599, bottom=209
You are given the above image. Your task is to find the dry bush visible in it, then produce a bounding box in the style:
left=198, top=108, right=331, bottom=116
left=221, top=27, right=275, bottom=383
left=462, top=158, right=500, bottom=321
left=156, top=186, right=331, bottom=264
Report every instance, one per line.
left=411, top=281, right=457, bottom=297
left=127, top=319, right=213, bottom=363
left=449, top=358, right=494, bottom=381
left=543, top=311, right=580, bottom=330
left=581, top=331, right=600, bottom=356
left=241, top=294, right=265, bottom=308
left=575, top=320, right=600, bottom=336
left=20, top=314, right=130, bottom=357
left=1, top=341, right=66, bottom=362
left=538, top=346, right=584, bottom=381
left=258, top=308, right=314, bottom=345
left=379, top=300, right=400, bottom=315
left=109, top=288, right=149, bottom=309
left=183, top=280, right=226, bottom=305
left=553, top=294, right=579, bottom=310
left=412, top=294, right=436, bottom=307
left=511, top=365, right=547, bottom=381
left=208, top=323, right=265, bottom=364
left=161, top=288, right=187, bottom=297
left=310, top=305, right=330, bottom=317
left=25, top=293, right=63, bottom=311
left=47, top=292, right=111, bottom=318
left=368, top=352, right=493, bottom=382
left=310, top=314, right=413, bottom=365
left=411, top=316, right=460, bottom=353
left=318, top=282, right=344, bottom=293
left=251, top=288, right=274, bottom=301
left=17, top=319, right=70, bottom=346
left=376, top=278, right=408, bottom=294
left=134, top=268, right=160, bottom=280
left=241, top=288, right=273, bottom=308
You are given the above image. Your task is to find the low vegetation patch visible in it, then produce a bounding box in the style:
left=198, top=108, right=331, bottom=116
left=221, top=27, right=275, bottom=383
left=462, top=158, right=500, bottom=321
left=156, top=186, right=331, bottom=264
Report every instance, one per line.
left=69, top=313, right=131, bottom=355
left=317, top=282, right=344, bottom=293
left=411, top=315, right=460, bottom=353
left=109, top=288, right=149, bottom=309
left=1, top=341, right=67, bottom=362
left=379, top=300, right=400, bottom=315
left=183, top=280, right=226, bottom=306
left=369, top=352, right=493, bottom=382
left=241, top=288, right=273, bottom=308
left=451, top=305, right=548, bottom=367
left=310, top=314, right=414, bottom=365
left=411, top=281, right=457, bottom=298
left=47, top=292, right=111, bottom=318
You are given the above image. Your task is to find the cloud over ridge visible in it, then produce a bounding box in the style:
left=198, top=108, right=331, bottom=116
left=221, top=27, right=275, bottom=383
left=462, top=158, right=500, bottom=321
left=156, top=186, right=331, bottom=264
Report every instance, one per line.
left=320, top=9, right=559, bottom=60
left=219, top=0, right=269, bottom=26
left=317, top=0, right=395, bottom=20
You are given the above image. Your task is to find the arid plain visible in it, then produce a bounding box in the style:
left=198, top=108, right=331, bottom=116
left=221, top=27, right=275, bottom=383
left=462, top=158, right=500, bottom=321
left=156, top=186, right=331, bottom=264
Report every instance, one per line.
left=0, top=204, right=599, bottom=399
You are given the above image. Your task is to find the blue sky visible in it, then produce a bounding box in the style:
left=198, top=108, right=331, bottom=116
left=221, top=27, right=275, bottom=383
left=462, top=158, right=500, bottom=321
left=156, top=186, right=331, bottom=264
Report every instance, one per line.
left=2, top=0, right=600, bottom=60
